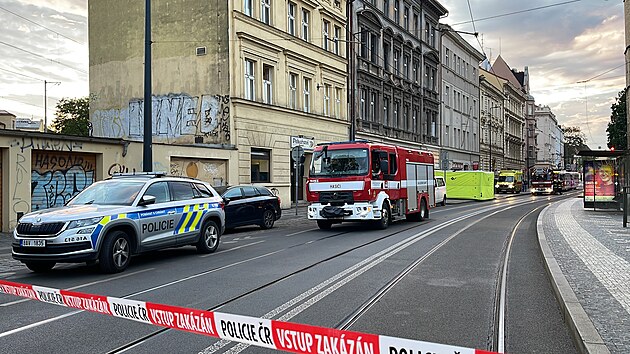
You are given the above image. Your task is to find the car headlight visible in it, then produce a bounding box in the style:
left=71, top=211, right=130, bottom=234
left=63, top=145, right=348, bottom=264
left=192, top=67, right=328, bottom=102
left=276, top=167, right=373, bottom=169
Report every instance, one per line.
left=68, top=217, right=103, bottom=229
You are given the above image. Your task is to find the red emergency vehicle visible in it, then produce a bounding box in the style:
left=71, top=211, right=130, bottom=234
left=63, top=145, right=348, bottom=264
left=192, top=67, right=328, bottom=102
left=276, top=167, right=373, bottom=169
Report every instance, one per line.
left=306, top=141, right=435, bottom=230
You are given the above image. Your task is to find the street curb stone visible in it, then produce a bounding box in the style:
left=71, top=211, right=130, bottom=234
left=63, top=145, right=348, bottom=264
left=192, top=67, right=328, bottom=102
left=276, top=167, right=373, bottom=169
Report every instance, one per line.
left=537, top=205, right=610, bottom=354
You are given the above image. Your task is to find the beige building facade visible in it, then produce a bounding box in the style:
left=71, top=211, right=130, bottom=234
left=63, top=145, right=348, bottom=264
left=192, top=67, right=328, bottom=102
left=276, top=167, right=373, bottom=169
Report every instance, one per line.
left=88, top=0, right=349, bottom=207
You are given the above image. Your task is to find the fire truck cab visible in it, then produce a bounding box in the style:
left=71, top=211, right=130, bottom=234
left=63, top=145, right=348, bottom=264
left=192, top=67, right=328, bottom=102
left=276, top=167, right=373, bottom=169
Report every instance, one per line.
left=306, top=141, right=435, bottom=230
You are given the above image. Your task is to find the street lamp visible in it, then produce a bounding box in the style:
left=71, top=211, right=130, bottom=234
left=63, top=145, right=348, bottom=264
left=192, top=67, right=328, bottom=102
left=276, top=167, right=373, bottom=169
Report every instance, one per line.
left=44, top=80, right=61, bottom=133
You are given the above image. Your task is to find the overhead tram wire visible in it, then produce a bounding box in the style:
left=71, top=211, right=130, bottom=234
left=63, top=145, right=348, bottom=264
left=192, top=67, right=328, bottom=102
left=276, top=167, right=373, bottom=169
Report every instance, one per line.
left=451, top=0, right=582, bottom=27
left=0, top=40, right=87, bottom=75
left=0, top=5, right=85, bottom=46
left=0, top=67, right=44, bottom=82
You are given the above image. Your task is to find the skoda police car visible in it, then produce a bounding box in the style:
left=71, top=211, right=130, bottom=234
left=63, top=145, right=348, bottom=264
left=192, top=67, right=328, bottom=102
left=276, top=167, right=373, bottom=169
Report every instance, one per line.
left=12, top=172, right=225, bottom=273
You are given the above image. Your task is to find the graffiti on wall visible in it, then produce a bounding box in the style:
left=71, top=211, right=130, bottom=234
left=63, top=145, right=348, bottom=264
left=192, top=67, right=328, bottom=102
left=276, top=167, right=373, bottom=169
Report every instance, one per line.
left=31, top=152, right=96, bottom=211
left=170, top=157, right=227, bottom=187
left=10, top=137, right=83, bottom=153
left=92, top=94, right=231, bottom=144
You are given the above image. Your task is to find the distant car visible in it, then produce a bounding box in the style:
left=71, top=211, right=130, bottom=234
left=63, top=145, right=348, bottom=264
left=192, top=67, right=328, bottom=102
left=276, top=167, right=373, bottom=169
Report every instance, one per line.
left=12, top=173, right=225, bottom=273
left=435, top=176, right=446, bottom=206
left=215, top=185, right=282, bottom=230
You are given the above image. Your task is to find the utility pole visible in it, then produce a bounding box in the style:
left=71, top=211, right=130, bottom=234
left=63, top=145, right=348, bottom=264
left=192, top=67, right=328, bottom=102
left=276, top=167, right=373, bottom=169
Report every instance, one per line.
left=44, top=80, right=60, bottom=133
left=347, top=0, right=355, bottom=141
left=143, top=0, right=153, bottom=172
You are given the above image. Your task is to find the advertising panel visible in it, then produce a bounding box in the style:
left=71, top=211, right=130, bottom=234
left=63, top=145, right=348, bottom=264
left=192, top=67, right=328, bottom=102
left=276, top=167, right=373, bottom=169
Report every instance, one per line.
left=584, top=160, right=616, bottom=202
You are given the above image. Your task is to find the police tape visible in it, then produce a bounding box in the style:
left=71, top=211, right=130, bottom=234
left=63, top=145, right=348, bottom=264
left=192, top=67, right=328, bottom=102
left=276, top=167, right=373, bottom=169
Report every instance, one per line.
left=0, top=279, right=497, bottom=354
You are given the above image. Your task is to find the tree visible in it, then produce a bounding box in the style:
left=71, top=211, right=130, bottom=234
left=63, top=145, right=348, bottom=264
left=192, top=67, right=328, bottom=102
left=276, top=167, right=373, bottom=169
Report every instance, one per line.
left=51, top=97, right=90, bottom=136
left=562, top=126, right=588, bottom=154
left=606, top=90, right=627, bottom=150
left=562, top=126, right=588, bottom=169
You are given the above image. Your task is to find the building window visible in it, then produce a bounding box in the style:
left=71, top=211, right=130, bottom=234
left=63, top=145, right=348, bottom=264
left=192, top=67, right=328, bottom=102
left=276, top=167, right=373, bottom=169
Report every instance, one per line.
left=383, top=96, right=390, bottom=126
left=251, top=148, right=270, bottom=183
left=323, top=84, right=331, bottom=116
left=403, top=54, right=409, bottom=79
left=413, top=59, right=419, bottom=83
left=393, top=0, right=399, bottom=24
left=288, top=2, right=296, bottom=35
left=360, top=28, right=368, bottom=58
left=403, top=104, right=409, bottom=130
left=444, top=48, right=450, bottom=67
left=335, top=87, right=342, bottom=118
left=413, top=13, right=418, bottom=35
left=333, top=26, right=341, bottom=54
left=289, top=72, right=298, bottom=109
left=412, top=108, right=418, bottom=133
left=262, top=64, right=273, bottom=104
left=444, top=85, right=450, bottom=106
left=323, top=20, right=330, bottom=51
left=393, top=100, right=399, bottom=128
left=393, top=48, right=400, bottom=76
left=370, top=32, right=378, bottom=63
left=302, top=9, right=310, bottom=41
left=303, top=77, right=311, bottom=113
left=360, top=88, right=367, bottom=119
left=383, top=0, right=389, bottom=17
left=383, top=42, right=390, bottom=71
left=370, top=92, right=377, bottom=121
left=404, top=6, right=409, bottom=30
left=244, top=59, right=255, bottom=100
left=244, top=0, right=253, bottom=17
left=261, top=0, right=271, bottom=25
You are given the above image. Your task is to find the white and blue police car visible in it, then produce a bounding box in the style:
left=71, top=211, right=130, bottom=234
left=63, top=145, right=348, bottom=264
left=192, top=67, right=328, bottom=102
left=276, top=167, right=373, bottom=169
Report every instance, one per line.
left=12, top=172, right=225, bottom=273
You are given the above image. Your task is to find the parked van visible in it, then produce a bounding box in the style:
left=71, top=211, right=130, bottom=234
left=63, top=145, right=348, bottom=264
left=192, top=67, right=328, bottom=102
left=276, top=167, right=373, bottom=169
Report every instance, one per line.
left=435, top=175, right=446, bottom=206
left=496, top=170, right=523, bottom=193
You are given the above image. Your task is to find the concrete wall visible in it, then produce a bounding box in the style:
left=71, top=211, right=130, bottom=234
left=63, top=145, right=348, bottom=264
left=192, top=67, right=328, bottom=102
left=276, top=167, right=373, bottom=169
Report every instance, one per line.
left=88, top=0, right=230, bottom=145
left=0, top=130, right=236, bottom=232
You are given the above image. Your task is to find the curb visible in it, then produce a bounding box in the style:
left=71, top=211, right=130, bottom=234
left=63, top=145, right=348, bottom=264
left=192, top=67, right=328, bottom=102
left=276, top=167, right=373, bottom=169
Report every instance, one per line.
left=537, top=204, right=610, bottom=354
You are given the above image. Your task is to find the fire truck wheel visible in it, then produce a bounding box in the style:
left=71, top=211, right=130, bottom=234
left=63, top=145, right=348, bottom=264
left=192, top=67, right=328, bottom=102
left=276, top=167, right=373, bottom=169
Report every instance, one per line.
left=317, top=220, right=332, bottom=230
left=375, top=203, right=390, bottom=229
left=419, top=199, right=429, bottom=221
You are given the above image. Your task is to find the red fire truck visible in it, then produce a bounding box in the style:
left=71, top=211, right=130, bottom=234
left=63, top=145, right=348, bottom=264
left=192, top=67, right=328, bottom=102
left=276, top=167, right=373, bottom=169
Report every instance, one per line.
left=531, top=169, right=554, bottom=195
left=306, top=141, right=435, bottom=230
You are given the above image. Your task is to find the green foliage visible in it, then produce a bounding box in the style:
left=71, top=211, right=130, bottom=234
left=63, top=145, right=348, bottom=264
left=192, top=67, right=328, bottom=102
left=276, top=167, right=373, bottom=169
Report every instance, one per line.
left=561, top=126, right=588, bottom=157
left=51, top=97, right=90, bottom=136
left=606, top=90, right=627, bottom=150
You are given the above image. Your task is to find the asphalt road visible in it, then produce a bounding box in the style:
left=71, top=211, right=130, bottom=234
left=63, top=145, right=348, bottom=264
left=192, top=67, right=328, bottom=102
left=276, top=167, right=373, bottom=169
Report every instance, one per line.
left=0, top=193, right=578, bottom=353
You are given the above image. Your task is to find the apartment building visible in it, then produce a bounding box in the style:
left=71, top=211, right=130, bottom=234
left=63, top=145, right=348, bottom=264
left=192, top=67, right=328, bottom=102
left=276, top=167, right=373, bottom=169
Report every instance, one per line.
left=88, top=1, right=349, bottom=206
left=479, top=68, right=505, bottom=172
left=534, top=105, right=564, bottom=170
left=438, top=24, right=484, bottom=171
left=351, top=0, right=447, bottom=162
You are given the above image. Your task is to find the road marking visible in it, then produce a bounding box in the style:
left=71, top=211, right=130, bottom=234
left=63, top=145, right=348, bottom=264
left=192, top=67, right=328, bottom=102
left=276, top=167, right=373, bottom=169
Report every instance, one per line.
left=0, top=268, right=154, bottom=307
left=284, top=228, right=318, bottom=237
left=555, top=199, right=630, bottom=314
left=202, top=241, right=265, bottom=257
left=0, top=311, right=81, bottom=338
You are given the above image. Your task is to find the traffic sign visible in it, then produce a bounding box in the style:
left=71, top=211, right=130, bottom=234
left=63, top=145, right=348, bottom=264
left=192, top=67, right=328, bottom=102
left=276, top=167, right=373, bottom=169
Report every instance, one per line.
left=291, top=146, right=304, bottom=161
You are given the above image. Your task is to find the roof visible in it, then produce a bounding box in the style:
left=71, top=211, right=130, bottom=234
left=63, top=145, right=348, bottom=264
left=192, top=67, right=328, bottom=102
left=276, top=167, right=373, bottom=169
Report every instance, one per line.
left=0, top=110, right=16, bottom=117
left=577, top=150, right=625, bottom=158
left=490, top=55, right=524, bottom=91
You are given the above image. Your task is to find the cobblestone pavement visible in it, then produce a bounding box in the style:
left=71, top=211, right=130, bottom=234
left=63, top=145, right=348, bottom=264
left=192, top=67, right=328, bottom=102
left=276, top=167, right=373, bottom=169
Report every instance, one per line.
left=541, top=197, right=630, bottom=354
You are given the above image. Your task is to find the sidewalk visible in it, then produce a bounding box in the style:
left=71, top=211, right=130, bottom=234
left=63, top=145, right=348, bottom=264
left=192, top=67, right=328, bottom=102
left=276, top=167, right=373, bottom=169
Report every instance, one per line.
left=539, top=197, right=630, bottom=353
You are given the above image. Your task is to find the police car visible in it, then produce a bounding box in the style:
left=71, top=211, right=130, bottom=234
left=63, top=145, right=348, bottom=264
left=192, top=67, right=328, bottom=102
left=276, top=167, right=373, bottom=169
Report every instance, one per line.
left=12, top=172, right=226, bottom=273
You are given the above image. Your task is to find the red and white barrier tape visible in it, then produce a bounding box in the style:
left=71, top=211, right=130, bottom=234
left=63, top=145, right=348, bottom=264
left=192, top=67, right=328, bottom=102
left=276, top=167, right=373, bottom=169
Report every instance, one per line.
left=0, top=279, right=497, bottom=354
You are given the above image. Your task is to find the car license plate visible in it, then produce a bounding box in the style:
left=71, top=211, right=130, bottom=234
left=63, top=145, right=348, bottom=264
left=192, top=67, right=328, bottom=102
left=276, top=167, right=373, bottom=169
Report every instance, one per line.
left=21, top=239, right=45, bottom=247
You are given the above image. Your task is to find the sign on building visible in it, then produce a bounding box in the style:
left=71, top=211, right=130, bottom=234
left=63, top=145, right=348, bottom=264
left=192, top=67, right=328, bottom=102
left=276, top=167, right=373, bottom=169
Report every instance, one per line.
left=290, top=136, right=315, bottom=151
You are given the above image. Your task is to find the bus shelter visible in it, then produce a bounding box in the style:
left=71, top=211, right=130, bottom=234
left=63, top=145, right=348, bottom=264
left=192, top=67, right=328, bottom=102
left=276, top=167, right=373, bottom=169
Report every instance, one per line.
left=578, top=150, right=625, bottom=210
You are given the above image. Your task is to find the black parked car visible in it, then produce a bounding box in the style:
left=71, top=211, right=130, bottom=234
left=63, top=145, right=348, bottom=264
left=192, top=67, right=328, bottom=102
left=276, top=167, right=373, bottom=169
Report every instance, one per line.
left=215, top=185, right=282, bottom=230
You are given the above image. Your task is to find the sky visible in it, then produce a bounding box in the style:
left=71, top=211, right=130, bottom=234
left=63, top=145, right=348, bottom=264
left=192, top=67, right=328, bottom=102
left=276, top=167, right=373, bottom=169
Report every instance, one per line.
left=0, top=0, right=626, bottom=149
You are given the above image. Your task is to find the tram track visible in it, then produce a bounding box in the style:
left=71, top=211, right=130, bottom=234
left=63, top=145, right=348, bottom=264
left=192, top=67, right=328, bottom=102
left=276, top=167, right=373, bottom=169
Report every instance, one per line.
left=0, top=193, right=577, bottom=353
left=111, top=196, right=549, bottom=354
